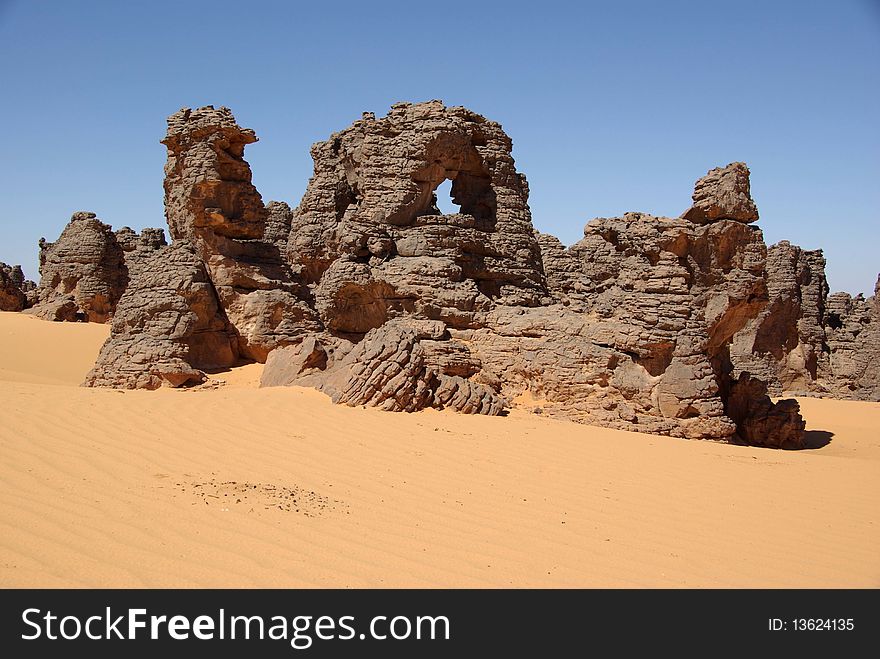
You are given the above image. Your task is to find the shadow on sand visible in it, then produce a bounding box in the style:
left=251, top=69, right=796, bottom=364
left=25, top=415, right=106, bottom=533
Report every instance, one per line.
left=801, top=430, right=834, bottom=450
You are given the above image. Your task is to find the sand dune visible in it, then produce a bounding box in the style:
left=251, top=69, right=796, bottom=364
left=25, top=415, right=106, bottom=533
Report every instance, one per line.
left=0, top=311, right=877, bottom=587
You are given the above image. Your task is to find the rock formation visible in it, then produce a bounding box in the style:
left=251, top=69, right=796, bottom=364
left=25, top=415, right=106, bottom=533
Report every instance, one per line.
left=84, top=241, right=238, bottom=389
left=266, top=111, right=803, bottom=446
left=29, top=213, right=166, bottom=322
left=464, top=207, right=794, bottom=441
left=729, top=241, right=880, bottom=402
left=161, top=106, right=320, bottom=361
left=681, top=162, right=759, bottom=224
left=730, top=241, right=829, bottom=395
left=75, top=101, right=880, bottom=447
left=0, top=262, right=32, bottom=311
left=820, top=275, right=880, bottom=400
left=30, top=212, right=128, bottom=321
left=114, top=226, right=168, bottom=279
left=725, top=373, right=806, bottom=448
left=266, top=319, right=505, bottom=415
left=288, top=101, right=546, bottom=319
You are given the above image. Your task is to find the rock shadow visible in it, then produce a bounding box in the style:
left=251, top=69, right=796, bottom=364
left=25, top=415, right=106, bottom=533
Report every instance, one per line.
left=800, top=430, right=834, bottom=450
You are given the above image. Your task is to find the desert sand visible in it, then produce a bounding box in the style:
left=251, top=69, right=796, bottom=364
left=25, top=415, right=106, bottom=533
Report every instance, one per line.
left=0, top=310, right=877, bottom=588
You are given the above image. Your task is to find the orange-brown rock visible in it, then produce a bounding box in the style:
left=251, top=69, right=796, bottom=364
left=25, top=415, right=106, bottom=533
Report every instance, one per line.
left=84, top=102, right=821, bottom=447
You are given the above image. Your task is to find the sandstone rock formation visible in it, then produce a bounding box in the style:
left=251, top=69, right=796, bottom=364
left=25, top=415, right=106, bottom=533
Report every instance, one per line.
left=261, top=103, right=804, bottom=445
left=729, top=240, right=880, bottom=402
left=288, top=100, right=546, bottom=317
left=0, top=262, right=32, bottom=311
left=29, top=213, right=166, bottom=322
left=820, top=275, right=880, bottom=400
left=268, top=319, right=505, bottom=415
left=115, top=226, right=168, bottom=279
left=84, top=241, right=238, bottom=389
left=464, top=211, right=788, bottom=441
left=81, top=100, right=880, bottom=449
left=730, top=241, right=829, bottom=395
left=30, top=212, right=128, bottom=321
left=682, top=162, right=758, bottom=224
left=725, top=373, right=806, bottom=448
left=161, top=106, right=320, bottom=360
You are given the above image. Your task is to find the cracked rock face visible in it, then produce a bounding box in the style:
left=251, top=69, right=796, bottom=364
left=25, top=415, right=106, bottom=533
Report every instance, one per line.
left=80, top=101, right=827, bottom=447
left=729, top=241, right=880, bottom=403
left=115, top=226, right=168, bottom=280
left=263, top=319, right=505, bottom=415
left=730, top=241, right=829, bottom=396
left=468, top=211, right=775, bottom=441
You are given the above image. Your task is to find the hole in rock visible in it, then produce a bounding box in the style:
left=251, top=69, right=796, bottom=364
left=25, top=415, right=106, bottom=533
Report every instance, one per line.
left=433, top=178, right=461, bottom=215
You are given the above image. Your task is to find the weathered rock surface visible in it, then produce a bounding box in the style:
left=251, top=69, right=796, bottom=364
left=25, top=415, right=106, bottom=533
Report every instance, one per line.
left=264, top=319, right=505, bottom=415
left=467, top=211, right=783, bottom=440
left=264, top=201, right=294, bottom=248
left=729, top=240, right=880, bottom=402
left=820, top=275, right=880, bottom=400
left=115, top=226, right=168, bottom=279
left=28, top=215, right=165, bottom=322
left=682, top=162, right=759, bottom=224
left=730, top=241, right=828, bottom=395
left=289, top=100, right=546, bottom=317
left=30, top=212, right=128, bottom=322
left=84, top=241, right=238, bottom=389
left=0, top=262, right=30, bottom=311
left=162, top=106, right=320, bottom=361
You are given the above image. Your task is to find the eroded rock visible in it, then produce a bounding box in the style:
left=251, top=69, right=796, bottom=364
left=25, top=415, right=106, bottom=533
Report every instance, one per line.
left=289, top=100, right=546, bottom=318
left=682, top=162, right=759, bottom=224
left=730, top=241, right=829, bottom=395
left=820, top=275, right=880, bottom=400
left=272, top=319, right=505, bottom=415
left=162, top=106, right=321, bottom=360
left=0, top=262, right=29, bottom=311
left=726, top=373, right=806, bottom=448
left=79, top=102, right=828, bottom=447
left=30, top=212, right=128, bottom=322
left=84, top=241, right=238, bottom=389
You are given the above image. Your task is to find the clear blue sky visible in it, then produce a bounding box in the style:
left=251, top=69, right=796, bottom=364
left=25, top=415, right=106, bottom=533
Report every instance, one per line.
left=1, top=0, right=877, bottom=294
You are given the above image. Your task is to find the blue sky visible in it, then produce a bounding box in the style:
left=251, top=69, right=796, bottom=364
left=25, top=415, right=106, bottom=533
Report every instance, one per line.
left=1, top=0, right=877, bottom=294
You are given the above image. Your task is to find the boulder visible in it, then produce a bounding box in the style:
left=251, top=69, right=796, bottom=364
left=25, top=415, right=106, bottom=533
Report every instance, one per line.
left=726, top=373, right=806, bottom=448
left=681, top=162, right=759, bottom=224
left=285, top=319, right=505, bottom=415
